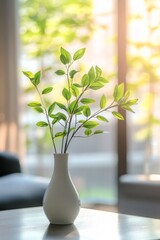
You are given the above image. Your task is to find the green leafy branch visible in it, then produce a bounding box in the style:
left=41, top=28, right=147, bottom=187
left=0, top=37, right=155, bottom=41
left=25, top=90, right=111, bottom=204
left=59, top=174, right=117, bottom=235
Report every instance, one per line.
left=23, top=47, right=138, bottom=153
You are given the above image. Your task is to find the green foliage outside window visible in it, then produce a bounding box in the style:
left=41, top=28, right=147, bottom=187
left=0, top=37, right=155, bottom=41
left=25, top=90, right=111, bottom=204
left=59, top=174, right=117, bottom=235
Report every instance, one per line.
left=20, top=0, right=111, bottom=153
left=20, top=0, right=94, bottom=59
left=128, top=1, right=160, bottom=144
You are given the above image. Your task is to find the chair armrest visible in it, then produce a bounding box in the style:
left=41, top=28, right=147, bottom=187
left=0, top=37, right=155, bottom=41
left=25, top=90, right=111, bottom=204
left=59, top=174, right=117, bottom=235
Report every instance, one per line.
left=0, top=152, right=21, bottom=176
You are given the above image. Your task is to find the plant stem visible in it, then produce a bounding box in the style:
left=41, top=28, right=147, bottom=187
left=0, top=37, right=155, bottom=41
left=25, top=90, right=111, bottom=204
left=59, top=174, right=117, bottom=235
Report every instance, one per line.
left=64, top=101, right=120, bottom=152
left=36, top=86, right=57, bottom=153
left=61, top=117, right=69, bottom=153
left=61, top=65, right=71, bottom=153
left=63, top=83, right=90, bottom=153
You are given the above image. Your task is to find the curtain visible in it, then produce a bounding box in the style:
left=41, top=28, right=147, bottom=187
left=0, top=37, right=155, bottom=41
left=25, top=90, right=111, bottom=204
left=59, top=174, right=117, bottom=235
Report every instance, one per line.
left=0, top=0, right=20, bottom=154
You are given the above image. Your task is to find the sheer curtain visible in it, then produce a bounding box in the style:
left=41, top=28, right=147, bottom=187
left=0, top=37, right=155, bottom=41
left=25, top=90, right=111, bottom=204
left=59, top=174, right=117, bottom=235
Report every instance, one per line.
left=0, top=0, right=20, bottom=154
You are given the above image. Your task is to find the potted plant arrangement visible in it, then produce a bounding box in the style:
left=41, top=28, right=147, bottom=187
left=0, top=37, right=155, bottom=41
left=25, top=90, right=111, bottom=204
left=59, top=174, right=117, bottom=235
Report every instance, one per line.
left=23, top=47, right=137, bottom=225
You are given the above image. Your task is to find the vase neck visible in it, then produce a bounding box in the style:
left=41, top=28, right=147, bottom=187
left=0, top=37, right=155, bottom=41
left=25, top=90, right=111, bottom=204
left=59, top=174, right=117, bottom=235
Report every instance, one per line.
left=53, top=154, right=69, bottom=177
left=54, top=153, right=68, bottom=161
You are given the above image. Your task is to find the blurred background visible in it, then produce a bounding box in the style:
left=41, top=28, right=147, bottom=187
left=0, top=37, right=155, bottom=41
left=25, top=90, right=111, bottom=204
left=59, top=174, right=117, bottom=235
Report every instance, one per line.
left=1, top=0, right=160, bottom=209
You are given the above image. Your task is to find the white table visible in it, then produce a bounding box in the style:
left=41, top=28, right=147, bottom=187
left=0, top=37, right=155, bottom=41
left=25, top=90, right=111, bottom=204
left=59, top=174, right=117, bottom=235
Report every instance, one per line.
left=0, top=207, right=160, bottom=239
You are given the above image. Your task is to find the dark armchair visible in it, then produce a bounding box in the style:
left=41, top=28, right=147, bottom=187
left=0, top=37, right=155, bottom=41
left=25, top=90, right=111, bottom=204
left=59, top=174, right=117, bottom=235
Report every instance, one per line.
left=0, top=152, right=49, bottom=210
left=0, top=152, right=21, bottom=176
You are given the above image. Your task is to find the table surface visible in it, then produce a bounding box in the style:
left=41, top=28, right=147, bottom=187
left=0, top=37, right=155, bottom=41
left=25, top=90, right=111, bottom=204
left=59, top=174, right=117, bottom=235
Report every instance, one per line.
left=1, top=207, right=160, bottom=240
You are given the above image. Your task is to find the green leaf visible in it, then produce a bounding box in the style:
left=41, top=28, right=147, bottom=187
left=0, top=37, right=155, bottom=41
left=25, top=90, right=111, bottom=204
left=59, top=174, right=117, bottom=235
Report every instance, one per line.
left=23, top=71, right=34, bottom=79
left=123, top=90, right=130, bottom=101
left=112, top=111, right=124, bottom=120
left=55, top=131, right=67, bottom=138
left=88, top=66, right=95, bottom=83
left=62, top=88, right=71, bottom=101
left=78, top=120, right=85, bottom=124
left=42, top=87, right=53, bottom=94
left=83, top=105, right=91, bottom=117
left=69, top=127, right=76, bottom=133
left=73, top=48, right=86, bottom=60
left=113, top=83, right=124, bottom=102
left=60, top=54, right=68, bottom=64
left=36, top=121, right=48, bottom=127
left=23, top=71, right=39, bottom=86
left=100, top=95, right=107, bottom=109
left=34, top=107, right=44, bottom=113
left=48, top=103, right=56, bottom=115
left=49, top=113, right=56, bottom=119
left=97, top=76, right=109, bottom=83
left=56, top=102, right=67, bottom=111
left=55, top=70, right=65, bottom=75
left=75, top=106, right=84, bottom=115
left=118, top=83, right=124, bottom=100
left=113, top=85, right=118, bottom=101
left=121, top=99, right=137, bottom=113
left=121, top=104, right=134, bottom=113
left=57, top=112, right=67, bottom=121
left=81, top=74, right=89, bottom=87
left=71, top=85, right=79, bottom=97
left=90, top=82, right=104, bottom=90
left=96, top=115, right=109, bottom=122
left=126, top=99, right=138, bottom=106
left=50, top=112, right=67, bottom=123
left=84, top=129, right=92, bottom=136
left=73, top=83, right=82, bottom=88
left=52, top=118, right=59, bottom=125
left=95, top=65, right=102, bottom=77
left=94, top=130, right=104, bottom=134
left=60, top=47, right=71, bottom=64
left=68, top=100, right=78, bottom=113
left=34, top=71, right=41, bottom=86
left=70, top=70, right=78, bottom=79
left=83, top=121, right=99, bottom=129
left=27, top=102, right=41, bottom=107
left=80, top=98, right=95, bottom=104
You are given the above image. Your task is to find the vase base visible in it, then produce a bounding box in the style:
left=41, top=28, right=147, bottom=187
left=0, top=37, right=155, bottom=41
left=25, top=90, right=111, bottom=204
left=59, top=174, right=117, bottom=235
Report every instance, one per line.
left=50, top=222, right=74, bottom=225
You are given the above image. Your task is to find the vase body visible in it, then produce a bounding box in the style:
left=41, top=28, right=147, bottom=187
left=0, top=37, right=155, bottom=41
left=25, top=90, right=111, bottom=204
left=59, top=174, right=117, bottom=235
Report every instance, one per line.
left=43, top=153, right=80, bottom=225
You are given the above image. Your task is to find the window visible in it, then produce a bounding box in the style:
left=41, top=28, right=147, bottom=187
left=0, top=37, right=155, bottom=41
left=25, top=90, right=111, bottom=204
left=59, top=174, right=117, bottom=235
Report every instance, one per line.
left=2, top=0, right=158, bottom=208
left=127, top=0, right=160, bottom=175
left=19, top=0, right=118, bottom=205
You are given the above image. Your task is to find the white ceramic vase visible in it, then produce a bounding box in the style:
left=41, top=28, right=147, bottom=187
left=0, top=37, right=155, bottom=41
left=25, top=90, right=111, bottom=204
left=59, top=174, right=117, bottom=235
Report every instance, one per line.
left=43, top=153, right=80, bottom=225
